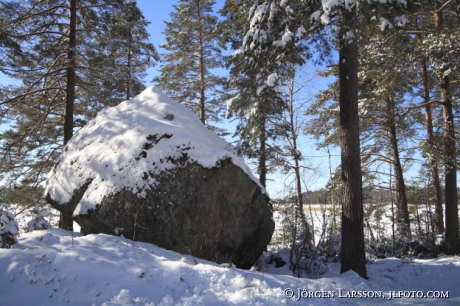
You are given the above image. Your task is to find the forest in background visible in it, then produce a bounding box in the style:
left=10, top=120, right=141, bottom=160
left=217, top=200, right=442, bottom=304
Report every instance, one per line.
left=0, top=0, right=459, bottom=279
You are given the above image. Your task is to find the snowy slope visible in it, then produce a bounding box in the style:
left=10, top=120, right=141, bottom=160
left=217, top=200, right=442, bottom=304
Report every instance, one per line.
left=1, top=229, right=459, bottom=306
left=45, top=87, right=264, bottom=216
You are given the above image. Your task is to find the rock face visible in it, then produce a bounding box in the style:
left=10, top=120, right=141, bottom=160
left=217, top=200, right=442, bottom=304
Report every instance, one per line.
left=44, top=87, right=274, bottom=269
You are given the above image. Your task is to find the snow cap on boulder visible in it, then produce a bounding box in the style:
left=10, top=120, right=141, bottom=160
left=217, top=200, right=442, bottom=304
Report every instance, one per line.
left=45, top=87, right=264, bottom=216
left=44, top=87, right=274, bottom=269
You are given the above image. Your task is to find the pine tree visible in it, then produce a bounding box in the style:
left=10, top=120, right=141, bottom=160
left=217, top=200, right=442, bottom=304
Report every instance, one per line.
left=419, top=53, right=444, bottom=235
left=220, top=0, right=305, bottom=188
left=85, top=0, right=159, bottom=106
left=332, top=3, right=369, bottom=278
left=0, top=2, right=22, bottom=77
left=236, top=0, right=420, bottom=279
left=237, top=0, right=368, bottom=278
left=0, top=0, right=89, bottom=230
left=0, top=0, right=158, bottom=230
left=403, top=0, right=460, bottom=253
left=430, top=0, right=459, bottom=254
left=358, top=28, right=420, bottom=240
left=153, top=0, right=225, bottom=134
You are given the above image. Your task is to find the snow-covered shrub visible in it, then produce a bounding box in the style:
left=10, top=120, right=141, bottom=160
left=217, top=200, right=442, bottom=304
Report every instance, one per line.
left=290, top=242, right=329, bottom=278
left=252, top=250, right=275, bottom=272
left=366, top=236, right=396, bottom=259
left=0, top=206, right=20, bottom=248
left=317, top=233, right=341, bottom=261
left=267, top=198, right=332, bottom=278
left=363, top=200, right=441, bottom=260
left=254, top=245, right=329, bottom=279
left=366, top=232, right=439, bottom=260
left=369, top=233, right=418, bottom=258
left=411, top=232, right=438, bottom=258
left=253, top=248, right=290, bottom=272
left=26, top=207, right=52, bottom=232
left=3, top=203, right=59, bottom=234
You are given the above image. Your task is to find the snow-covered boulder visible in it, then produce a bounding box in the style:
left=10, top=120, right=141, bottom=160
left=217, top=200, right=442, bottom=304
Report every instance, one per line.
left=44, top=87, right=274, bottom=269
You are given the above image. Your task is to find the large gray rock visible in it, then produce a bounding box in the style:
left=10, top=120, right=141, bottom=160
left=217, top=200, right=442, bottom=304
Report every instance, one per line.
left=44, top=87, right=274, bottom=269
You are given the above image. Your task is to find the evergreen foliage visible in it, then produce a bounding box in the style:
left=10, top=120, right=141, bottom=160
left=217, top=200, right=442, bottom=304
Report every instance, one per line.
left=0, top=205, right=19, bottom=248
left=85, top=0, right=159, bottom=107
left=220, top=0, right=307, bottom=187
left=153, top=0, right=226, bottom=134
left=0, top=0, right=158, bottom=229
left=26, top=206, right=51, bottom=232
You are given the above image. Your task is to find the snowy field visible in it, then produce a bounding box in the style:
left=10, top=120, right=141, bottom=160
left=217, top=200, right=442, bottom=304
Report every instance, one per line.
left=272, top=202, right=453, bottom=247
left=1, top=227, right=459, bottom=305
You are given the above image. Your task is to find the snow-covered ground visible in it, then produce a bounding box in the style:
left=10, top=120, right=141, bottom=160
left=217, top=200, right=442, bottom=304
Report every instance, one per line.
left=1, top=228, right=459, bottom=305
left=272, top=202, right=454, bottom=248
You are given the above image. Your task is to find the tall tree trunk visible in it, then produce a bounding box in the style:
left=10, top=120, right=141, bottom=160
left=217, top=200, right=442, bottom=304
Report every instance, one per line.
left=126, top=25, right=132, bottom=101
left=441, top=90, right=459, bottom=254
left=199, top=45, right=206, bottom=124
left=435, top=4, right=459, bottom=254
left=287, top=79, right=309, bottom=240
left=198, top=1, right=206, bottom=125
left=420, top=59, right=444, bottom=234
left=293, top=145, right=306, bottom=224
left=387, top=95, right=410, bottom=237
left=60, top=0, right=77, bottom=231
left=293, top=157, right=306, bottom=224
left=326, top=143, right=338, bottom=234
left=338, top=6, right=367, bottom=279
left=259, top=115, right=266, bottom=188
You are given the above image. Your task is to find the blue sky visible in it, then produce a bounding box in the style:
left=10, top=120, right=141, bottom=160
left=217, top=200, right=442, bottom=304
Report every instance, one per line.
left=1, top=1, right=457, bottom=201
left=6, top=0, right=411, bottom=198
left=135, top=0, right=341, bottom=197
left=0, top=0, right=342, bottom=197
left=136, top=0, right=227, bottom=83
